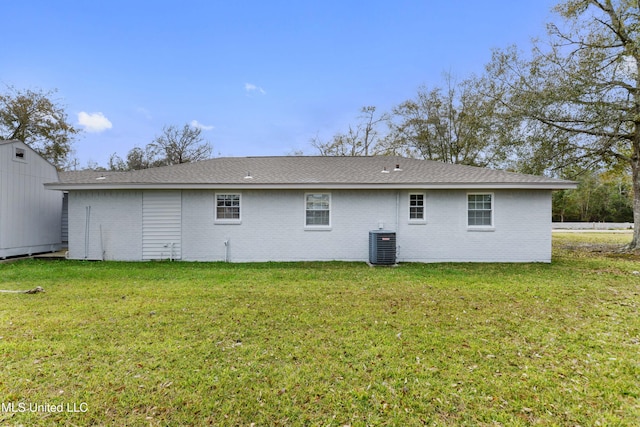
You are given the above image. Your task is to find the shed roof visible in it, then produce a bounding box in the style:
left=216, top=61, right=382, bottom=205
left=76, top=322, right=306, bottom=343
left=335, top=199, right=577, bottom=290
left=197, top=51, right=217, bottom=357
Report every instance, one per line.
left=48, top=156, right=576, bottom=190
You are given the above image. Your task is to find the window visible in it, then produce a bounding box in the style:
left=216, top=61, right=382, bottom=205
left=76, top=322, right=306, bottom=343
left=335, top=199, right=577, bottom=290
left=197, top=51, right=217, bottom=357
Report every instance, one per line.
left=305, top=193, right=330, bottom=227
left=468, top=193, right=493, bottom=227
left=14, top=147, right=26, bottom=162
left=216, top=194, right=240, bottom=221
left=409, top=193, right=425, bottom=221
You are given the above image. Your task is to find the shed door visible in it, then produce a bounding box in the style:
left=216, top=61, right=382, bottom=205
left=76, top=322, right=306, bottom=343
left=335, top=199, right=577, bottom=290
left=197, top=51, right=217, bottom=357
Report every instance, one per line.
left=142, top=191, right=182, bottom=260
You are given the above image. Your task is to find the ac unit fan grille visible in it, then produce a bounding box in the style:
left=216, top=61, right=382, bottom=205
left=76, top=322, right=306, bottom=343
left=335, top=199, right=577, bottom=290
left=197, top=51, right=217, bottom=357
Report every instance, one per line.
left=369, top=231, right=396, bottom=265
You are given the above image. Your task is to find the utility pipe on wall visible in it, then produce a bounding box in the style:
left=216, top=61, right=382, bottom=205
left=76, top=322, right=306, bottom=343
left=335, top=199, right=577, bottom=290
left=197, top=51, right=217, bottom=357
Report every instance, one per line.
left=162, top=242, right=175, bottom=261
left=99, top=224, right=105, bottom=261
left=395, top=191, right=400, bottom=232
left=84, top=206, right=91, bottom=259
left=395, top=191, right=400, bottom=259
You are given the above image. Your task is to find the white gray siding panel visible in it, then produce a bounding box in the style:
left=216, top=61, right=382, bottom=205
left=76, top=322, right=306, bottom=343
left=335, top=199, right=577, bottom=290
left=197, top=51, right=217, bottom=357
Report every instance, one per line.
left=142, top=191, right=182, bottom=260
left=0, top=141, right=62, bottom=258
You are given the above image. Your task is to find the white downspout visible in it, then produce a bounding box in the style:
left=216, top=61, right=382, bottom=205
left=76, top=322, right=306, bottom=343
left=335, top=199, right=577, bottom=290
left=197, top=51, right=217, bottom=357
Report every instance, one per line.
left=84, top=206, right=91, bottom=259
left=395, top=191, right=400, bottom=231
left=99, top=224, right=105, bottom=261
left=395, top=191, right=400, bottom=260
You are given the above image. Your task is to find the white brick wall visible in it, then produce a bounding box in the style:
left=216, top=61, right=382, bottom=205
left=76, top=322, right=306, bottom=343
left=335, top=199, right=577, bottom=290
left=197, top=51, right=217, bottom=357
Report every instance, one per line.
left=182, top=189, right=398, bottom=262
left=397, top=190, right=551, bottom=262
left=68, top=190, right=143, bottom=260
left=67, top=188, right=553, bottom=263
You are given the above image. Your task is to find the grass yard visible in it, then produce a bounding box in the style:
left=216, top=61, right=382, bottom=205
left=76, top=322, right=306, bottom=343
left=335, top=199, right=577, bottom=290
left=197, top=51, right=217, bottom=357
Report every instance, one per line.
left=0, top=233, right=639, bottom=426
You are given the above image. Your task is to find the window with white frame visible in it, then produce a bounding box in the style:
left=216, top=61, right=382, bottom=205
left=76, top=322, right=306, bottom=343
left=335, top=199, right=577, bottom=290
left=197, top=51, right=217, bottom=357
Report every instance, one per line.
left=467, top=193, right=493, bottom=227
left=216, top=194, right=241, bottom=220
left=305, top=193, right=330, bottom=227
left=409, top=193, right=425, bottom=221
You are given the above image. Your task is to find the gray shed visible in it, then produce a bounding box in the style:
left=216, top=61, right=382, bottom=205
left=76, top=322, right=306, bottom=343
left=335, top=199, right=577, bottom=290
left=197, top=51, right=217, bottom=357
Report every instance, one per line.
left=0, top=140, right=62, bottom=258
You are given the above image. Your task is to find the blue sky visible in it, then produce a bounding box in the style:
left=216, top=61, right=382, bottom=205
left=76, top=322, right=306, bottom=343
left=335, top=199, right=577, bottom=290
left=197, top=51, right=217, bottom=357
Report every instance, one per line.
left=3, top=0, right=558, bottom=168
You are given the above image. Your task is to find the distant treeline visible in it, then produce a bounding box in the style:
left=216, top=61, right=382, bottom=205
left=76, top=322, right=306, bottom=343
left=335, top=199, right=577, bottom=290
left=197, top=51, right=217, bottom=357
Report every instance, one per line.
left=553, top=170, right=633, bottom=223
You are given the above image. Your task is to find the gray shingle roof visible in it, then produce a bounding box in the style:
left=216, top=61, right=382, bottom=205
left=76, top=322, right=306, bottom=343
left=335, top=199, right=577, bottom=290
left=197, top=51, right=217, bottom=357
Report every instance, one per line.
left=50, top=156, right=576, bottom=190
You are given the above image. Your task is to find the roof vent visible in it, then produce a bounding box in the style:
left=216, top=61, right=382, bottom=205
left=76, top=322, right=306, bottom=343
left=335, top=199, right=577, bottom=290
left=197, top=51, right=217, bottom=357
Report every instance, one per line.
left=381, top=167, right=390, bottom=174
left=394, top=164, right=402, bottom=171
left=244, top=171, right=253, bottom=179
left=96, top=176, right=106, bottom=180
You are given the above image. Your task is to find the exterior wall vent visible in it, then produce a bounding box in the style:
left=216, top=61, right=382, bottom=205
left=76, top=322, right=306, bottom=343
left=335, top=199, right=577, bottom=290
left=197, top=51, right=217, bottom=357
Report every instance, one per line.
left=14, top=147, right=26, bottom=162
left=369, top=230, right=396, bottom=265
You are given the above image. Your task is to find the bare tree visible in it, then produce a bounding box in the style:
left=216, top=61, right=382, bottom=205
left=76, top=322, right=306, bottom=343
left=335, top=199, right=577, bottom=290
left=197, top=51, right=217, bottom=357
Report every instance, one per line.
left=311, top=106, right=387, bottom=156
left=151, top=123, right=212, bottom=165
left=108, top=123, right=212, bottom=171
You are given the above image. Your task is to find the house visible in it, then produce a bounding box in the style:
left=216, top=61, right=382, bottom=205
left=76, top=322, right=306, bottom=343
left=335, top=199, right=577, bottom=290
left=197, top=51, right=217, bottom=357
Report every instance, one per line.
left=0, top=140, right=62, bottom=258
left=45, top=156, right=575, bottom=263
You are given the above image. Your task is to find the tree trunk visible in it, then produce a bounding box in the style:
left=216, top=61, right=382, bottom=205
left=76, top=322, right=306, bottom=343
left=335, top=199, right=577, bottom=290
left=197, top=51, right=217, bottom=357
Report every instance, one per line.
left=629, top=156, right=640, bottom=250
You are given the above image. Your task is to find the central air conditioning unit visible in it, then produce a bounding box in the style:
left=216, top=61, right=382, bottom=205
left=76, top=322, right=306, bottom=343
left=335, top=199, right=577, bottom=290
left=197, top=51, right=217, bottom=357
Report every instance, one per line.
left=369, top=230, right=396, bottom=265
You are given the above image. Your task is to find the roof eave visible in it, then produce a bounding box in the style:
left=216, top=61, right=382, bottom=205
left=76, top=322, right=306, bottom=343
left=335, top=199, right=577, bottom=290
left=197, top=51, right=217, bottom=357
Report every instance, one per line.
left=45, top=182, right=577, bottom=191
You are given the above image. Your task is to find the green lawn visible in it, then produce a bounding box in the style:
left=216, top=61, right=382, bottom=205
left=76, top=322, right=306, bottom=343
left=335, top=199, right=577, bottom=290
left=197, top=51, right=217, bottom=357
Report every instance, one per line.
left=1, top=234, right=639, bottom=426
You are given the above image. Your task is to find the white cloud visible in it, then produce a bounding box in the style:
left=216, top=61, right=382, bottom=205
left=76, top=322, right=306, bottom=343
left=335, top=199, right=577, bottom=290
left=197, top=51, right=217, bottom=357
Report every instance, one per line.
left=245, top=83, right=266, bottom=95
left=135, top=107, right=152, bottom=120
left=190, top=119, right=214, bottom=131
left=78, top=112, right=113, bottom=133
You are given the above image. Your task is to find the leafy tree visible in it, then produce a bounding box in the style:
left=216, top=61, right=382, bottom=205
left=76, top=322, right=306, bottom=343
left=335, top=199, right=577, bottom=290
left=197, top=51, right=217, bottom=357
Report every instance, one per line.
left=108, top=151, right=130, bottom=171
left=486, top=0, right=640, bottom=248
left=311, top=106, right=387, bottom=156
left=108, top=146, right=160, bottom=171
left=383, top=74, right=510, bottom=167
left=553, top=169, right=633, bottom=222
left=0, top=86, right=78, bottom=168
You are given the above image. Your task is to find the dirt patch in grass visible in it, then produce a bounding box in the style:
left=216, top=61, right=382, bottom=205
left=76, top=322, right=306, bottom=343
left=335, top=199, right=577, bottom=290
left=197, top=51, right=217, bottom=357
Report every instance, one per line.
left=554, top=232, right=640, bottom=261
left=558, top=241, right=629, bottom=254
